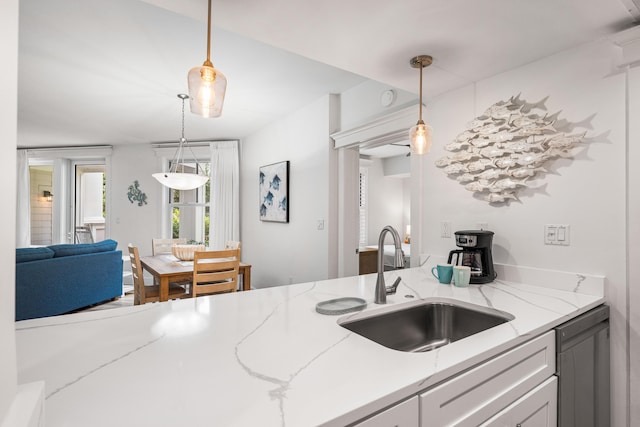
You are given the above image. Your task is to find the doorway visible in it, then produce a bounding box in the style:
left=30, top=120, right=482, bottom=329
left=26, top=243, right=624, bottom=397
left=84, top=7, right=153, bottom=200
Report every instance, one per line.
left=333, top=103, right=419, bottom=277
left=73, top=163, right=106, bottom=243
left=358, top=145, right=411, bottom=270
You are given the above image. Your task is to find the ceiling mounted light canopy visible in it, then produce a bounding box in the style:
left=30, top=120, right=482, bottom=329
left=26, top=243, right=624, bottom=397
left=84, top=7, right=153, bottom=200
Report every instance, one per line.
left=188, top=0, right=227, bottom=118
left=408, top=55, right=433, bottom=155
left=152, top=94, right=209, bottom=191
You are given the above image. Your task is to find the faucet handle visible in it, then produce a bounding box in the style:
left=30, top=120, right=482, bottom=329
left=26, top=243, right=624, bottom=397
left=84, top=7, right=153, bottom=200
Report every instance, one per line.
left=386, top=277, right=402, bottom=295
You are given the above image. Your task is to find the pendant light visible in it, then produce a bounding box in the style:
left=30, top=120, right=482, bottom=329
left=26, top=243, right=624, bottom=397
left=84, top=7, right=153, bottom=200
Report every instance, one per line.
left=408, top=55, right=433, bottom=155
left=187, top=0, right=227, bottom=118
left=152, top=94, right=209, bottom=190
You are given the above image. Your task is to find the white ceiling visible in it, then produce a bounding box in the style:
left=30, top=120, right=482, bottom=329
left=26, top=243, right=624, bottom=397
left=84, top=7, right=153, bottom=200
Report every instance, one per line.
left=17, top=0, right=638, bottom=148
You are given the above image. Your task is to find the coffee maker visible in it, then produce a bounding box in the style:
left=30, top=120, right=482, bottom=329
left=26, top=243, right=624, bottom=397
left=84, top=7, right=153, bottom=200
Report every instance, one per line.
left=447, top=230, right=497, bottom=284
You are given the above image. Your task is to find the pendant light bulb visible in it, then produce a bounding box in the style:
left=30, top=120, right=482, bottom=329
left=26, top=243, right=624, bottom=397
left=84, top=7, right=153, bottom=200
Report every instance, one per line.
left=409, top=120, right=432, bottom=155
left=409, top=55, right=433, bottom=155
left=188, top=0, right=226, bottom=118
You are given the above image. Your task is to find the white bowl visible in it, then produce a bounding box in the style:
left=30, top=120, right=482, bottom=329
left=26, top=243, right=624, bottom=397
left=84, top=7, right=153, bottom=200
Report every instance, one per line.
left=172, top=244, right=205, bottom=261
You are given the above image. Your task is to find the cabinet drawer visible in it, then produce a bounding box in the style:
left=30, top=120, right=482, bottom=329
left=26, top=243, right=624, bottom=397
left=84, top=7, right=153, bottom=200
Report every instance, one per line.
left=419, top=331, right=555, bottom=426
left=355, top=397, right=419, bottom=427
left=481, top=376, right=557, bottom=427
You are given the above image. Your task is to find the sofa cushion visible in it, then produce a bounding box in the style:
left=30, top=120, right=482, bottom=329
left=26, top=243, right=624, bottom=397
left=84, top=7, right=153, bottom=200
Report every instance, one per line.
left=16, top=247, right=55, bottom=263
left=49, top=239, right=118, bottom=258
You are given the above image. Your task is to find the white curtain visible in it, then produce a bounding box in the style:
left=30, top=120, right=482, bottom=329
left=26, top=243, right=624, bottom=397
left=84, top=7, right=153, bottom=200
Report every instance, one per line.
left=16, top=150, right=31, bottom=247
left=209, top=141, right=239, bottom=249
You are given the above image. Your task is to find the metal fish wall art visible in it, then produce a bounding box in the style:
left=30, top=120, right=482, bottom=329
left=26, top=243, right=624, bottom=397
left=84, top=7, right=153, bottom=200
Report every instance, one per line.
left=435, top=95, right=589, bottom=204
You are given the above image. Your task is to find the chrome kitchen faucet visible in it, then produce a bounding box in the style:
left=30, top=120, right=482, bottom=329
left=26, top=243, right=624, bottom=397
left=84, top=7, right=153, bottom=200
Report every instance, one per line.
left=374, top=226, right=405, bottom=304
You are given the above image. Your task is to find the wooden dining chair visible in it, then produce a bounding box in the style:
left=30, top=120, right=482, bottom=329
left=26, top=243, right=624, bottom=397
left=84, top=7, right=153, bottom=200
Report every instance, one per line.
left=151, top=238, right=191, bottom=289
left=225, top=240, right=241, bottom=250
left=128, top=244, right=190, bottom=305
left=152, top=238, right=187, bottom=256
left=191, top=249, right=240, bottom=298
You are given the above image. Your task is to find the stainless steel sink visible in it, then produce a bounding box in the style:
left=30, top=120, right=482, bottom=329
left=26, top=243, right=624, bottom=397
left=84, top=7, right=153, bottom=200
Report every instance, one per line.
left=339, top=299, right=514, bottom=352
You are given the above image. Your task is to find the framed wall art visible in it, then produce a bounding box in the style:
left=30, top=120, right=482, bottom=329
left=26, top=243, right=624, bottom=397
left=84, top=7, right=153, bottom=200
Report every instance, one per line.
left=259, top=160, right=289, bottom=223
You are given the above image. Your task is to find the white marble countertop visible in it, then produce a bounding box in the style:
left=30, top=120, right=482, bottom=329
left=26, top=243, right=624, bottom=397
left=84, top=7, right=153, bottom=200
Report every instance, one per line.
left=15, top=261, right=605, bottom=427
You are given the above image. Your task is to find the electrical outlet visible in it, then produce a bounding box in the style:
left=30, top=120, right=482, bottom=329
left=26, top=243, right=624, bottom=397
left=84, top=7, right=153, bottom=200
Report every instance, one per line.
left=477, top=222, right=489, bottom=230
left=441, top=221, right=452, bottom=238
left=545, top=224, right=570, bottom=246
left=317, top=219, right=324, bottom=230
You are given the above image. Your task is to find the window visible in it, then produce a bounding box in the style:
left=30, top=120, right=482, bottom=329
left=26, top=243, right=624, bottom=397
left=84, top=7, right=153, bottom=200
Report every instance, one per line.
left=169, top=162, right=211, bottom=245
left=359, top=167, right=368, bottom=248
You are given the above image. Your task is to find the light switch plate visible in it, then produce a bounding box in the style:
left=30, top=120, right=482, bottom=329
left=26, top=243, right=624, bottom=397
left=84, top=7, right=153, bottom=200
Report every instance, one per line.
left=545, top=224, right=570, bottom=246
left=441, top=221, right=452, bottom=238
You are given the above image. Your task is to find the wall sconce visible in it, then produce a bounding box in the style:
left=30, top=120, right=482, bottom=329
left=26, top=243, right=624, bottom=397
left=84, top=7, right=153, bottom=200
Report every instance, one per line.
left=43, top=190, right=53, bottom=202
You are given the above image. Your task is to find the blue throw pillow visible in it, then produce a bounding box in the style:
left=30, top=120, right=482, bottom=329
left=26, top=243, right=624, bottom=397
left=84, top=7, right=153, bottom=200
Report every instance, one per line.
left=16, top=247, right=55, bottom=263
left=49, top=239, right=118, bottom=258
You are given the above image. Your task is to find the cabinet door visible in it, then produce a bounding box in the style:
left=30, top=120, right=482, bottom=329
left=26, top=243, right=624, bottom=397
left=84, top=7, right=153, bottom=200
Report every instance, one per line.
left=355, top=397, right=419, bottom=427
left=419, top=331, right=555, bottom=426
left=481, top=376, right=557, bottom=427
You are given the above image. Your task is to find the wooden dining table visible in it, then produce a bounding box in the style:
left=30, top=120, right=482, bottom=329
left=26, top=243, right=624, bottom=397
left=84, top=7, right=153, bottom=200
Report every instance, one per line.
left=139, top=254, right=252, bottom=302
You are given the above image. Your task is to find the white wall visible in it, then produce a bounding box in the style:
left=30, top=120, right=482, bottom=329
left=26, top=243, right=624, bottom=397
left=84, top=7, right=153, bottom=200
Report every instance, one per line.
left=109, top=144, right=164, bottom=256
left=628, top=64, right=640, bottom=426
left=416, top=41, right=628, bottom=426
left=364, top=158, right=406, bottom=246
left=1, top=0, right=18, bottom=421
left=402, top=178, right=411, bottom=239
left=339, top=80, right=416, bottom=130
left=241, top=96, right=334, bottom=287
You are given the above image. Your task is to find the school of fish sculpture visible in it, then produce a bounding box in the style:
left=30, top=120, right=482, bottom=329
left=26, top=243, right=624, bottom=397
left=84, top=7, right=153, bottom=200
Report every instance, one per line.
left=435, top=94, right=589, bottom=204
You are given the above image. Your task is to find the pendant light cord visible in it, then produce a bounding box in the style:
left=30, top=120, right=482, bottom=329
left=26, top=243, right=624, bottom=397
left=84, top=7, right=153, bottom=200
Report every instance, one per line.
left=206, top=0, right=212, bottom=64
left=168, top=95, right=206, bottom=177
left=181, top=94, right=186, bottom=140
left=418, top=60, right=423, bottom=122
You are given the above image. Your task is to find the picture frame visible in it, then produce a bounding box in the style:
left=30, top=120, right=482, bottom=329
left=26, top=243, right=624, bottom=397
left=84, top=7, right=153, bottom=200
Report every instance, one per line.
left=259, top=160, right=289, bottom=223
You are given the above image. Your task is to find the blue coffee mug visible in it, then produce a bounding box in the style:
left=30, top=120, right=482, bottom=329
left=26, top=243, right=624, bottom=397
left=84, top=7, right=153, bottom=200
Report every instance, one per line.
left=431, top=264, right=453, bottom=284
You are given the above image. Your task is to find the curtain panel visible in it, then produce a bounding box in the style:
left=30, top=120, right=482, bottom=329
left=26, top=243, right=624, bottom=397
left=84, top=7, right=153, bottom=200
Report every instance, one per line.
left=209, top=141, right=239, bottom=249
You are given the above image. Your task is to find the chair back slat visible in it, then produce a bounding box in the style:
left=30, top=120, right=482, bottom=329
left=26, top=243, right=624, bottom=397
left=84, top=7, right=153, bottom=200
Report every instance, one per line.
left=152, top=238, right=187, bottom=256
left=192, top=249, right=240, bottom=297
left=225, top=241, right=242, bottom=259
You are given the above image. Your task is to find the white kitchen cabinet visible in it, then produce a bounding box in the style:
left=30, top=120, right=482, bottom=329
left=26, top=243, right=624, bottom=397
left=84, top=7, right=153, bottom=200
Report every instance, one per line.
left=419, top=331, right=555, bottom=426
left=481, top=376, right=557, bottom=427
left=355, top=397, right=419, bottom=427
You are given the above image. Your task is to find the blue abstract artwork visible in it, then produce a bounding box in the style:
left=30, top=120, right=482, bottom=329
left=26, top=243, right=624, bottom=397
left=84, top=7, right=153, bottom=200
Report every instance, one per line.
left=259, top=161, right=289, bottom=223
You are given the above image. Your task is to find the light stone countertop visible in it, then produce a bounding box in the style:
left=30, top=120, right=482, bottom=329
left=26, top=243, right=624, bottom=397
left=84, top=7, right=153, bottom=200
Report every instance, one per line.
left=15, top=261, right=605, bottom=427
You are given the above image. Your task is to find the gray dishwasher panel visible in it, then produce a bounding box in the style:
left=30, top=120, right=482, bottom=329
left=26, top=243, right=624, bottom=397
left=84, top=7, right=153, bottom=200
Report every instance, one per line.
left=555, top=304, right=610, bottom=427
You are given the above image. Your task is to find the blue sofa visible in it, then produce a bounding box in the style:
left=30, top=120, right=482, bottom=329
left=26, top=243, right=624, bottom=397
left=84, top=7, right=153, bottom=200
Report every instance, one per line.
left=16, top=239, right=123, bottom=321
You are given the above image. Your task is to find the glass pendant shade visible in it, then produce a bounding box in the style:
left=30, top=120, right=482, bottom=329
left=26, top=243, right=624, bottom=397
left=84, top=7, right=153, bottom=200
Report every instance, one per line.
left=409, top=120, right=432, bottom=155
left=188, top=0, right=226, bottom=118
left=152, top=171, right=209, bottom=191
left=188, top=63, right=227, bottom=118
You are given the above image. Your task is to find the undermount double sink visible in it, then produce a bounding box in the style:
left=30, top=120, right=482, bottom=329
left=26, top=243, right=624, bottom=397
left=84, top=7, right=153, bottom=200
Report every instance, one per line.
left=339, top=298, right=514, bottom=353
